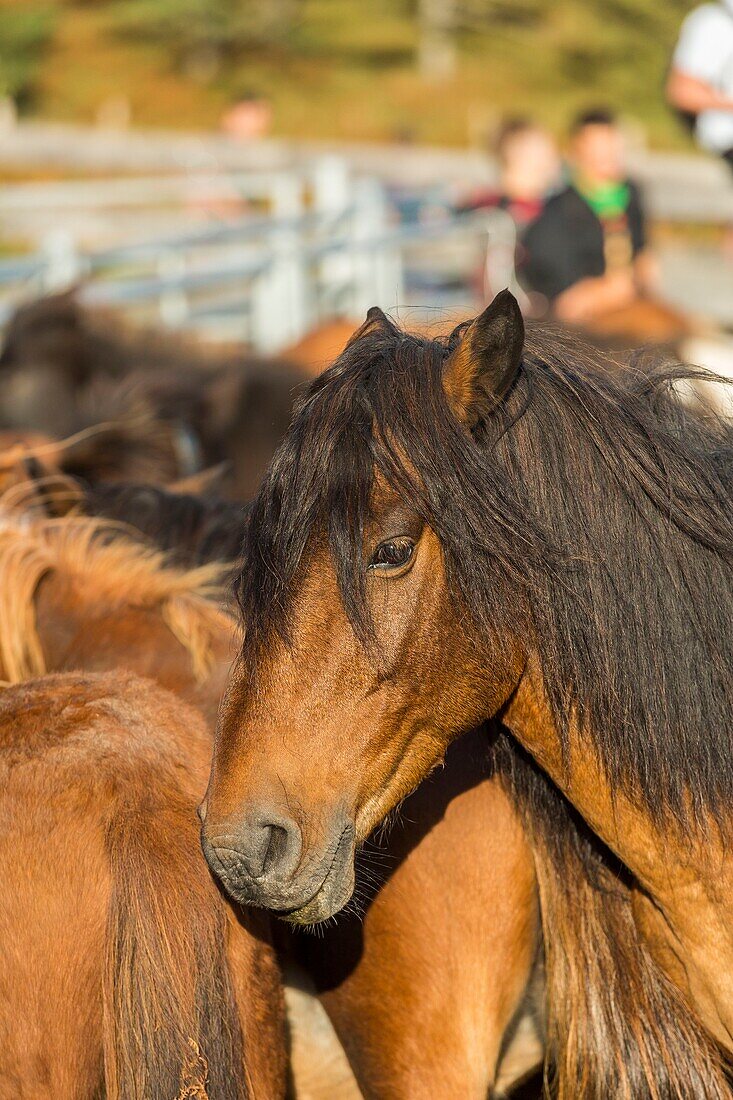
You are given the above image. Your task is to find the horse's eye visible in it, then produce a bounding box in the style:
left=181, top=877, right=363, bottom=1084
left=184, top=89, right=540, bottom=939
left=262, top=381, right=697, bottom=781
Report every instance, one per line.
left=369, top=537, right=415, bottom=572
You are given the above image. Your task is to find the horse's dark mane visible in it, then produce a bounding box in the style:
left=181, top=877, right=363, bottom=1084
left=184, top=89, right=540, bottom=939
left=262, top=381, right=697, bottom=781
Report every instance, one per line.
left=239, top=317, right=733, bottom=822
left=82, top=481, right=250, bottom=568
left=491, top=728, right=733, bottom=1096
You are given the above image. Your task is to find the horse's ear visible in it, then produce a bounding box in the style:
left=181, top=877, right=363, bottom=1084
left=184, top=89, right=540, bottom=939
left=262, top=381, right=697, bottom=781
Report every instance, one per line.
left=167, top=461, right=231, bottom=496
left=443, top=290, right=524, bottom=426
left=345, top=306, right=392, bottom=349
left=0, top=455, right=81, bottom=516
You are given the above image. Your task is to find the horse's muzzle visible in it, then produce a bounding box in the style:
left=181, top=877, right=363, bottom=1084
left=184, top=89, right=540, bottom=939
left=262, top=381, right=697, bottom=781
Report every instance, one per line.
left=201, top=810, right=356, bottom=923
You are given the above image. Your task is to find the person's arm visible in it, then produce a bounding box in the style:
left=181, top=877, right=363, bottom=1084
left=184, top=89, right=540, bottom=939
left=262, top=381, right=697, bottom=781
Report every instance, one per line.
left=668, top=6, right=733, bottom=114
left=666, top=68, right=733, bottom=115
left=553, top=270, right=636, bottom=324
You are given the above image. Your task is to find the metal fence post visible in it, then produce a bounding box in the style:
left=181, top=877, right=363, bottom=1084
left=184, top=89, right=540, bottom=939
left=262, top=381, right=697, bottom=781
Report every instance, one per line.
left=157, top=248, right=189, bottom=328
left=249, top=171, right=308, bottom=350
left=312, top=156, right=350, bottom=216
left=311, top=156, right=352, bottom=322
left=40, top=229, right=85, bottom=291
left=350, top=177, right=401, bottom=316
left=482, top=208, right=518, bottom=302
left=250, top=226, right=308, bottom=352
left=270, top=172, right=303, bottom=219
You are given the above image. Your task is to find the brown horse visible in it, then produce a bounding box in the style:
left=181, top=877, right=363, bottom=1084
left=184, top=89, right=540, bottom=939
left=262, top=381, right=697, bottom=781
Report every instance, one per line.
left=0, top=500, right=236, bottom=724
left=203, top=291, right=733, bottom=1095
left=22, top=427, right=700, bottom=1094
left=0, top=669, right=285, bottom=1098
left=56, top=464, right=720, bottom=1096
left=26, top=440, right=697, bottom=1096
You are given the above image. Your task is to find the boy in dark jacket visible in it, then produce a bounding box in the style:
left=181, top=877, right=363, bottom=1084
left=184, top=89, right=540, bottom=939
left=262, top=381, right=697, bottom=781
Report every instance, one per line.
left=522, top=109, right=657, bottom=322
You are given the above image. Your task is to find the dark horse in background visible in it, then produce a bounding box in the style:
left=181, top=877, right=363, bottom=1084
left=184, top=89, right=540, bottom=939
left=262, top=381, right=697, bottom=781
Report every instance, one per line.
left=0, top=290, right=306, bottom=499
left=202, top=292, right=733, bottom=1097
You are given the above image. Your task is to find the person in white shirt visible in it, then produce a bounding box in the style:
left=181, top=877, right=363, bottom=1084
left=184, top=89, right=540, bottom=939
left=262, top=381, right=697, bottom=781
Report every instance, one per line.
left=668, top=1, right=733, bottom=164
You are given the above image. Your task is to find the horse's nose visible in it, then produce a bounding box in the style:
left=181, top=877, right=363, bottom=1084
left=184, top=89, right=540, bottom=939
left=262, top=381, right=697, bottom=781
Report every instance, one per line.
left=202, top=812, right=303, bottom=894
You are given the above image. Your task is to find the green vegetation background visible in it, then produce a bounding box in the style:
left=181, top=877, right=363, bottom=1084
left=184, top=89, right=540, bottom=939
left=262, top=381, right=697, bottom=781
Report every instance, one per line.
left=0, top=0, right=699, bottom=148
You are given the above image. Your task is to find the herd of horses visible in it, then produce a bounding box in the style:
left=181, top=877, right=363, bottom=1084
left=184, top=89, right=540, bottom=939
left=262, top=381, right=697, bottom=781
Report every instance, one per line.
left=0, top=286, right=731, bottom=1099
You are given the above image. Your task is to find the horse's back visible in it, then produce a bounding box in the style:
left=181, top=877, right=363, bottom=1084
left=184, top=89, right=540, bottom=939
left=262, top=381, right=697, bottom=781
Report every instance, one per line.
left=0, top=692, right=108, bottom=1098
left=0, top=671, right=285, bottom=1099
left=0, top=673, right=148, bottom=1097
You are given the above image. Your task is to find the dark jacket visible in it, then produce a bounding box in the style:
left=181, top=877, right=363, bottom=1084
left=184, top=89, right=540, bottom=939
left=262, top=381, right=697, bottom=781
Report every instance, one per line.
left=521, top=182, right=647, bottom=302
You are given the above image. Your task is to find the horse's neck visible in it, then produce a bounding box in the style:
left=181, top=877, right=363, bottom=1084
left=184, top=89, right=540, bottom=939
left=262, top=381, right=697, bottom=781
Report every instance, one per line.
left=503, top=654, right=733, bottom=1047
left=503, top=657, right=666, bottom=887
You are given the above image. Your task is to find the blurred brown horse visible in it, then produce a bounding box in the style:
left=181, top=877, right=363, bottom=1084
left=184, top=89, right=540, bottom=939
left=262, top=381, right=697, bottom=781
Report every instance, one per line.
left=0, top=498, right=236, bottom=725
left=0, top=670, right=285, bottom=1099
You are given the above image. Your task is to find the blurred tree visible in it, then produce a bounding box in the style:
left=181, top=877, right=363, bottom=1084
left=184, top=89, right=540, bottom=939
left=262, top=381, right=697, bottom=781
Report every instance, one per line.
left=109, top=0, right=302, bottom=74
left=418, top=0, right=457, bottom=79
left=12, top=0, right=704, bottom=146
left=0, top=3, right=56, bottom=108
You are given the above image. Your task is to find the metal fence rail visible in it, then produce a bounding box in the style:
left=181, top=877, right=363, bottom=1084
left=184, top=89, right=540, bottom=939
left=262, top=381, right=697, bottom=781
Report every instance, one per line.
left=0, top=157, right=516, bottom=351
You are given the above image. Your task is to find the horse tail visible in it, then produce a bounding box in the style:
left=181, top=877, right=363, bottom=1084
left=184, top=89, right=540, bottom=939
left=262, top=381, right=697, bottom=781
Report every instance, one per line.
left=495, top=733, right=731, bottom=1100
left=103, top=790, right=250, bottom=1100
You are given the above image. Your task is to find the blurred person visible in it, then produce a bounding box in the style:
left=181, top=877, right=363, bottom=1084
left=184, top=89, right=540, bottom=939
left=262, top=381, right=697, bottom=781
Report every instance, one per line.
left=458, top=118, right=561, bottom=305
left=667, top=1, right=733, bottom=167
left=221, top=90, right=273, bottom=141
left=522, top=108, right=656, bottom=323
left=459, top=117, right=561, bottom=229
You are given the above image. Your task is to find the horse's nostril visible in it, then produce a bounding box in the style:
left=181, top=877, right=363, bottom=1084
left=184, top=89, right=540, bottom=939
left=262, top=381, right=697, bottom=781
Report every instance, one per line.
left=202, top=812, right=355, bottom=916
left=261, top=822, right=289, bottom=877
left=202, top=812, right=303, bottom=890
left=251, top=815, right=302, bottom=880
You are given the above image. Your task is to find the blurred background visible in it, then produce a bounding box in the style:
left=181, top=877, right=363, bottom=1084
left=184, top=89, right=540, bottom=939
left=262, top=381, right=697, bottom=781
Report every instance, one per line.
left=1, top=10, right=730, bottom=1095
left=0, top=0, right=702, bottom=141
left=2, top=0, right=733, bottom=369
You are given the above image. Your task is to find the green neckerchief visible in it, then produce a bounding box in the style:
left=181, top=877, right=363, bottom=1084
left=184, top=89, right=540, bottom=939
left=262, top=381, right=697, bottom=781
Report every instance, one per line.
left=573, top=175, right=630, bottom=220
